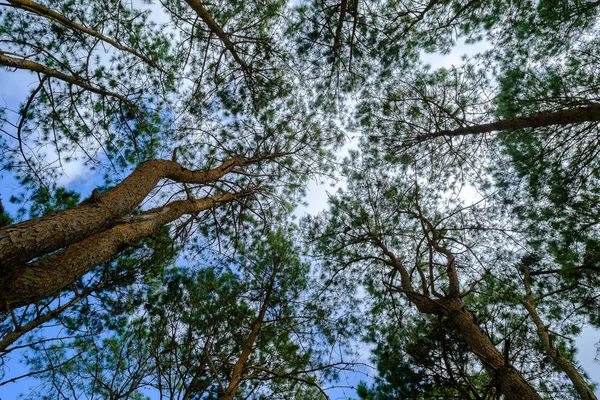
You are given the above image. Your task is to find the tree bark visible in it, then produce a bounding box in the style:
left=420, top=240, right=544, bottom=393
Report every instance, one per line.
left=7, top=0, right=159, bottom=68
left=0, top=157, right=249, bottom=269
left=0, top=191, right=245, bottom=311
left=443, top=299, right=542, bottom=400
left=374, top=236, right=542, bottom=399
left=184, top=0, right=250, bottom=73
left=222, top=262, right=277, bottom=400
left=521, top=266, right=598, bottom=400
left=415, top=104, right=600, bottom=141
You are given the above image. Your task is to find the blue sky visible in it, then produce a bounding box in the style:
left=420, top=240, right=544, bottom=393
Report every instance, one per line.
left=1, top=2, right=599, bottom=399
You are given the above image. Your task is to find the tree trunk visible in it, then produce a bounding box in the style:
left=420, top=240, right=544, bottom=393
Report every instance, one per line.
left=184, top=0, right=250, bottom=72
left=522, top=266, right=598, bottom=400
left=222, top=263, right=277, bottom=400
left=416, top=104, right=600, bottom=141
left=332, top=0, right=348, bottom=57
left=444, top=299, right=542, bottom=400
left=0, top=157, right=247, bottom=269
left=0, top=192, right=245, bottom=311
left=376, top=236, right=542, bottom=399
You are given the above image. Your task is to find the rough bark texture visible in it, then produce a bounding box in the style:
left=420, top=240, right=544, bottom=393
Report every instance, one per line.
left=0, top=157, right=247, bottom=269
left=373, top=234, right=542, bottom=400
left=394, top=285, right=542, bottom=399
left=522, top=266, right=597, bottom=400
left=0, top=192, right=241, bottom=311
left=416, top=104, right=600, bottom=141
left=443, top=299, right=542, bottom=400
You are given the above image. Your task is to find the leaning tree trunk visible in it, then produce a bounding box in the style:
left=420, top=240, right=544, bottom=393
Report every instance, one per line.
left=406, top=292, right=543, bottom=399
left=415, top=104, right=600, bottom=142
left=442, top=298, right=543, bottom=400
left=184, top=0, right=250, bottom=72
left=521, top=266, right=598, bottom=400
left=0, top=192, right=245, bottom=311
left=0, top=157, right=253, bottom=270
left=376, top=237, right=542, bottom=400
left=222, top=262, right=277, bottom=400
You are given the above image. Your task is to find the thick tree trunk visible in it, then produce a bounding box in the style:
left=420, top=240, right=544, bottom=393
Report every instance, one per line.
left=0, top=157, right=247, bottom=269
left=375, top=237, right=541, bottom=399
left=0, top=192, right=244, bottom=311
left=416, top=104, right=600, bottom=141
left=443, top=299, right=542, bottom=400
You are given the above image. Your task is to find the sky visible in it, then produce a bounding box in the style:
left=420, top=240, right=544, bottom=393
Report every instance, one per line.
left=295, top=37, right=600, bottom=397
left=1, top=2, right=599, bottom=399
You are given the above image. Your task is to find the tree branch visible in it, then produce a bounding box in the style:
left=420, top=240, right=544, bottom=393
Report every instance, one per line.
left=0, top=190, right=253, bottom=310
left=7, top=0, right=160, bottom=69
left=184, top=0, right=250, bottom=73
left=0, top=50, right=134, bottom=106
left=0, top=156, right=262, bottom=269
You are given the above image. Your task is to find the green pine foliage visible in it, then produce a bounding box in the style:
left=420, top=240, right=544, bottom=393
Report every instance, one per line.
left=3, top=0, right=600, bottom=398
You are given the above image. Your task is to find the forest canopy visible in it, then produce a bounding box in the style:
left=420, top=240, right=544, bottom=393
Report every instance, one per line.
left=1, top=0, right=600, bottom=399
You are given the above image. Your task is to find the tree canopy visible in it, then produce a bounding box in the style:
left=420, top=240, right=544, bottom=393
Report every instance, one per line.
left=1, top=0, right=600, bottom=399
